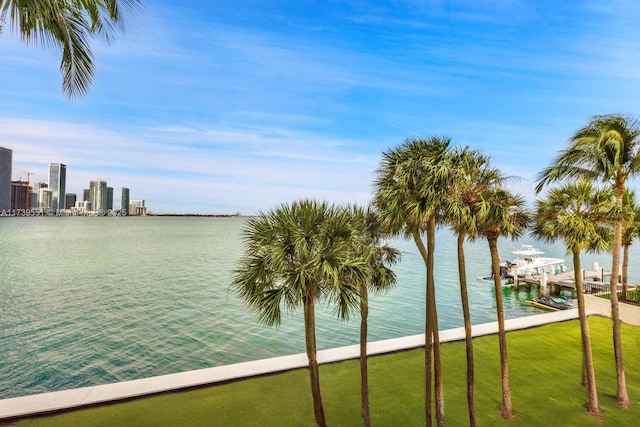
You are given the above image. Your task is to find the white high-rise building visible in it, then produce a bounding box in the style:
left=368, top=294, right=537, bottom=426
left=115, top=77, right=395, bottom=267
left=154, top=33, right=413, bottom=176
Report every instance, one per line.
left=89, top=180, right=108, bottom=212
left=38, top=188, right=53, bottom=210
left=31, top=182, right=47, bottom=211
left=73, top=200, right=92, bottom=214
left=129, top=200, right=147, bottom=216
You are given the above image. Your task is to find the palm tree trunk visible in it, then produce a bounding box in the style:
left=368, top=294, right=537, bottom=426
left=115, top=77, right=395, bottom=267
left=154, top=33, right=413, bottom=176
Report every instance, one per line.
left=572, top=247, right=601, bottom=417
left=622, top=243, right=629, bottom=300
left=360, top=284, right=371, bottom=427
left=430, top=278, right=444, bottom=427
left=488, top=237, right=514, bottom=419
left=457, top=234, right=476, bottom=427
left=304, top=296, right=327, bottom=427
left=581, top=354, right=587, bottom=387
left=412, top=230, right=433, bottom=427
left=426, top=217, right=444, bottom=427
left=611, top=190, right=630, bottom=409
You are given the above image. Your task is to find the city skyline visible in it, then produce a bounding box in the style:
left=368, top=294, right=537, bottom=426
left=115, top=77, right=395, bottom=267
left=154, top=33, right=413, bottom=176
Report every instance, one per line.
left=2, top=1, right=640, bottom=214
left=1, top=146, right=143, bottom=214
left=5, top=157, right=132, bottom=210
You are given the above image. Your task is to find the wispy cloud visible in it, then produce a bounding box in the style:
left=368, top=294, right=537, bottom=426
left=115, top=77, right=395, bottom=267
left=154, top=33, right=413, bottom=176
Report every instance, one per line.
left=2, top=117, right=377, bottom=213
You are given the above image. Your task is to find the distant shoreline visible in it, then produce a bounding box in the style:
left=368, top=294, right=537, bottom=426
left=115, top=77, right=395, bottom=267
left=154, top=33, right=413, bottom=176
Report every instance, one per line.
left=0, top=211, right=246, bottom=218
left=148, top=213, right=244, bottom=218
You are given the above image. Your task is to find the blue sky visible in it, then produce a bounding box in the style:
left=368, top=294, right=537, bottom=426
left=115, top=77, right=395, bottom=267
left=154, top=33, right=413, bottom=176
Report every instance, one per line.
left=2, top=0, right=640, bottom=214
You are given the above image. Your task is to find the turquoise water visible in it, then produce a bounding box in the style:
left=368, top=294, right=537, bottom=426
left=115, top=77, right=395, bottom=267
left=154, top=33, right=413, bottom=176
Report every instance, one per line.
left=0, top=216, right=637, bottom=400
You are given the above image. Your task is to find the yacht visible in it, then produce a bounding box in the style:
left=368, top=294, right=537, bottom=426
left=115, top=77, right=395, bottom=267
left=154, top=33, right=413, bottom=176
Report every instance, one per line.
left=499, top=244, right=566, bottom=279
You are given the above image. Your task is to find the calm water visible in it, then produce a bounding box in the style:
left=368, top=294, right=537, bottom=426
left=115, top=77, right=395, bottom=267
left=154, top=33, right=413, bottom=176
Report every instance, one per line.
left=1, top=216, right=637, bottom=400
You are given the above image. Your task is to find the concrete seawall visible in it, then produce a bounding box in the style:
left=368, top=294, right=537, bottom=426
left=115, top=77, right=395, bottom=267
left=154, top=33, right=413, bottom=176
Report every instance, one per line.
left=0, top=310, right=582, bottom=421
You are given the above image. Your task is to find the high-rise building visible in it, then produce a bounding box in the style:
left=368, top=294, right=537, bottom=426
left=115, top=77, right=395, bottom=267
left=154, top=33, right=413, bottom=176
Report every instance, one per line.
left=11, top=181, right=30, bottom=210
left=38, top=188, right=53, bottom=210
left=121, top=187, right=130, bottom=216
left=83, top=188, right=90, bottom=202
left=48, top=163, right=67, bottom=211
left=65, top=193, right=77, bottom=209
left=129, top=199, right=147, bottom=216
left=106, top=187, right=114, bottom=211
left=74, top=200, right=91, bottom=212
left=30, top=192, right=38, bottom=211
left=31, top=182, right=47, bottom=211
left=0, top=146, right=12, bottom=211
left=89, top=180, right=108, bottom=212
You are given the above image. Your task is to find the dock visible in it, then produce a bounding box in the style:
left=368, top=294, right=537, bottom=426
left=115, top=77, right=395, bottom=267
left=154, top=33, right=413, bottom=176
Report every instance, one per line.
left=511, top=268, right=620, bottom=295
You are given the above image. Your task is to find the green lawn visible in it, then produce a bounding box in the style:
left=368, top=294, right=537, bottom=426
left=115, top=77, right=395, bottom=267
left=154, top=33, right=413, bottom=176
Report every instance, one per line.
left=18, top=316, right=640, bottom=426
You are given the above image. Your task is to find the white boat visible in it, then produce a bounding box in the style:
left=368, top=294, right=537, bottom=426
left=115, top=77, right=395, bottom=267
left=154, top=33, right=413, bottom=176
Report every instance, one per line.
left=499, top=244, right=566, bottom=278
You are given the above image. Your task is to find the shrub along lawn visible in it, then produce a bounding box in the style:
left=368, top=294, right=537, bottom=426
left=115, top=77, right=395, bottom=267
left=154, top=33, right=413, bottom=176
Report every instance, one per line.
left=18, top=316, right=639, bottom=426
left=599, top=289, right=640, bottom=305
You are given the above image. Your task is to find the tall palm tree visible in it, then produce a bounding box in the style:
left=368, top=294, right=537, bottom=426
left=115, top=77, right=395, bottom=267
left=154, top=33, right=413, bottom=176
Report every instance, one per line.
left=533, top=181, right=614, bottom=417
left=348, top=205, right=399, bottom=427
left=0, top=0, right=142, bottom=98
left=230, top=200, right=368, bottom=427
left=476, top=187, right=528, bottom=420
left=536, top=113, right=640, bottom=409
left=374, top=137, right=455, bottom=427
left=621, top=190, right=640, bottom=300
left=447, top=146, right=504, bottom=427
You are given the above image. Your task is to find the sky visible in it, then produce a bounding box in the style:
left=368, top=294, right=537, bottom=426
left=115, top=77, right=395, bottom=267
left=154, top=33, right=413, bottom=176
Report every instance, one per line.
left=2, top=0, right=640, bottom=215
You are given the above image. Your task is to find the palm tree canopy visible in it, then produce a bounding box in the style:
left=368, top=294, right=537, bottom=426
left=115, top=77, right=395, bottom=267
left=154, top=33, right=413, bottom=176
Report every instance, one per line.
left=446, top=146, right=505, bottom=240
left=230, top=200, right=371, bottom=326
left=536, top=114, right=640, bottom=194
left=348, top=205, right=399, bottom=295
left=0, top=0, right=142, bottom=98
left=373, top=136, right=455, bottom=237
left=533, top=181, right=614, bottom=254
left=476, top=187, right=529, bottom=241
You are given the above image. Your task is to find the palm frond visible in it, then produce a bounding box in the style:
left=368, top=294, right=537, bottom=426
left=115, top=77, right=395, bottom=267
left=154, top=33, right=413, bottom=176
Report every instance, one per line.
left=1, top=0, right=141, bottom=98
left=532, top=180, right=614, bottom=255
left=537, top=114, right=640, bottom=193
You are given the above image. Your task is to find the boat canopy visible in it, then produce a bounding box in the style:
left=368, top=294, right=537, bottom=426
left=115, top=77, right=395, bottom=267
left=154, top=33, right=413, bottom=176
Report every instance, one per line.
left=511, top=244, right=545, bottom=256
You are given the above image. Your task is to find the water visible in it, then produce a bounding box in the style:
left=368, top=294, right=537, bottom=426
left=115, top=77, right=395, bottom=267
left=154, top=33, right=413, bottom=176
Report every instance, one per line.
left=0, top=216, right=637, bottom=400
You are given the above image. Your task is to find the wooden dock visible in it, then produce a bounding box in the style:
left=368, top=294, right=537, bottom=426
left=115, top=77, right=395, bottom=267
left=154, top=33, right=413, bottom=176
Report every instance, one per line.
left=511, top=268, right=618, bottom=295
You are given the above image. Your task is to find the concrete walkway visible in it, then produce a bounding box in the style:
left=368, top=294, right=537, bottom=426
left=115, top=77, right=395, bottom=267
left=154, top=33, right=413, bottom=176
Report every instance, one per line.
left=0, top=309, right=582, bottom=421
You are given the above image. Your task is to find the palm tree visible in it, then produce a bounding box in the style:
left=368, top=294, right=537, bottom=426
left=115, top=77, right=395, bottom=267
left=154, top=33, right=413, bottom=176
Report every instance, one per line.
left=230, top=200, right=368, bottom=427
left=476, top=187, right=528, bottom=420
left=0, top=0, right=142, bottom=98
left=533, top=181, right=614, bottom=417
left=348, top=205, right=399, bottom=427
left=536, top=113, right=640, bottom=409
left=374, top=137, right=455, bottom=427
left=621, top=190, right=640, bottom=300
left=446, top=146, right=504, bottom=427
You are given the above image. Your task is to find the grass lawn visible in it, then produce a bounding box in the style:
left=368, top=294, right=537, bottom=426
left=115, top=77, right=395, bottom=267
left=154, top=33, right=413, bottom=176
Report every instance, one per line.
left=17, top=316, right=640, bottom=426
